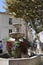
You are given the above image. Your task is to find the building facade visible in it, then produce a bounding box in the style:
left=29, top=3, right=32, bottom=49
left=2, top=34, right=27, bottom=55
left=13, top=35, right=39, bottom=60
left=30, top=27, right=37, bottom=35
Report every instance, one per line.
left=0, top=12, right=33, bottom=42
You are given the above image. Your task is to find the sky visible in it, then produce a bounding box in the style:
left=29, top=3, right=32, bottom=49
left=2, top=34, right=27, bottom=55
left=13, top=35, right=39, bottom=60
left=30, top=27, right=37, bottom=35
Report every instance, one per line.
left=0, top=0, right=5, bottom=12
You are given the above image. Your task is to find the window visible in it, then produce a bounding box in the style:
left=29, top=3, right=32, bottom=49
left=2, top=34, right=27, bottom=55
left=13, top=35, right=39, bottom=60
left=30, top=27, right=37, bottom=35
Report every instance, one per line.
left=9, top=29, right=12, bottom=33
left=9, top=18, right=12, bottom=25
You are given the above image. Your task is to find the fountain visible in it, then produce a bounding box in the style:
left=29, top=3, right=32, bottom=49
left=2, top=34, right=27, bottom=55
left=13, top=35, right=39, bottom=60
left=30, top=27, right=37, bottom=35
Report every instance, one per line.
left=0, top=24, right=41, bottom=65
left=9, top=23, right=24, bottom=39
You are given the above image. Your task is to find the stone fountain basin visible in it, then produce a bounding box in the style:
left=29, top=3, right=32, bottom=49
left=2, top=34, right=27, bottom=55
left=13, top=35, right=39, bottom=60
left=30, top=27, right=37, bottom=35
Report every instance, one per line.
left=0, top=55, right=41, bottom=65
left=9, top=32, right=24, bottom=39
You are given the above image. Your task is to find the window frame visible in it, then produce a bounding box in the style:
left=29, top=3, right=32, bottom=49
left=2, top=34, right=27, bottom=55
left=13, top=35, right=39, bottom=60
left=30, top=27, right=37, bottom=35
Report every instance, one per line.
left=9, top=18, right=12, bottom=25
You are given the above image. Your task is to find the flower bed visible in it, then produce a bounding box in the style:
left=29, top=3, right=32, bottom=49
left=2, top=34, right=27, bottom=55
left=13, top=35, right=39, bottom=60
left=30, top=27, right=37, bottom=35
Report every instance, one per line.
left=5, top=38, right=31, bottom=58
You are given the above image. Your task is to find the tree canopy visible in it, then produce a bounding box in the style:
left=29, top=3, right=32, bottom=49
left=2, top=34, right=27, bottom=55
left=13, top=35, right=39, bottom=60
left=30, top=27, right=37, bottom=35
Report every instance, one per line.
left=4, top=0, right=43, bottom=33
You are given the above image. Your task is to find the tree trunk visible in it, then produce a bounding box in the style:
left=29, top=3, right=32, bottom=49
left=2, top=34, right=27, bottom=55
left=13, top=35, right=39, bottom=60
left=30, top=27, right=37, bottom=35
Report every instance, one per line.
left=25, top=22, right=28, bottom=39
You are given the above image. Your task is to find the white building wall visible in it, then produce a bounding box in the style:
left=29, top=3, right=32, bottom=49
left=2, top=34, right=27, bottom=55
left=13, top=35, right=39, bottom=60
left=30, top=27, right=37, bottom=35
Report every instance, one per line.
left=0, top=12, right=33, bottom=42
left=0, top=13, right=12, bottom=39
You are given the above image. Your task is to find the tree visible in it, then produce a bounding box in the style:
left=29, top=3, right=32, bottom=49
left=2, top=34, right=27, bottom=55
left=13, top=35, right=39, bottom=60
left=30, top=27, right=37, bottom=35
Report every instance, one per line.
left=4, top=0, right=43, bottom=39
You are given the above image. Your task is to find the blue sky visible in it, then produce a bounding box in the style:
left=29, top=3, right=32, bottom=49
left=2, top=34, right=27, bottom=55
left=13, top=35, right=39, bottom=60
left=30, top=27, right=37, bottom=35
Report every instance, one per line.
left=0, top=0, right=5, bottom=12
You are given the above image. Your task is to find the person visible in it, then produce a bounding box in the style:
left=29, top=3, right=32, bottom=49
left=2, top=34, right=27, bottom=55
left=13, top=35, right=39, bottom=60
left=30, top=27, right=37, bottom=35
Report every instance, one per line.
left=0, top=40, right=3, bottom=53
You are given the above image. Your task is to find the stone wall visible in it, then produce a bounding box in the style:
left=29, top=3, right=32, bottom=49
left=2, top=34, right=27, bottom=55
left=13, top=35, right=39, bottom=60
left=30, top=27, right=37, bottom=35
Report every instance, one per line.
left=0, top=55, right=41, bottom=65
left=9, top=56, right=41, bottom=65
